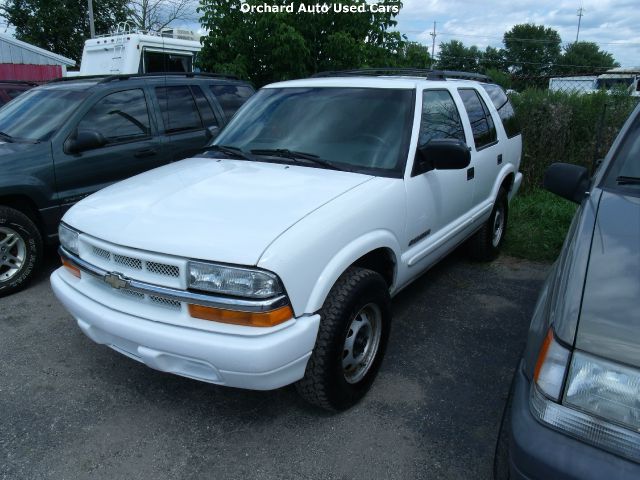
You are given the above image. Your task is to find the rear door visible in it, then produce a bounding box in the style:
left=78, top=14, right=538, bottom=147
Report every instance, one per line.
left=153, top=84, right=221, bottom=161
left=52, top=87, right=163, bottom=212
left=457, top=88, right=502, bottom=210
left=208, top=83, right=254, bottom=122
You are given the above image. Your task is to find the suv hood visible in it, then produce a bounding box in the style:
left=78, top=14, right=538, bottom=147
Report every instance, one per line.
left=576, top=190, right=640, bottom=367
left=64, top=157, right=373, bottom=266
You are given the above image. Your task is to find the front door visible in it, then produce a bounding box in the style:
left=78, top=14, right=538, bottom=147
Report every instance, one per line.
left=403, top=89, right=475, bottom=274
left=52, top=88, right=165, bottom=213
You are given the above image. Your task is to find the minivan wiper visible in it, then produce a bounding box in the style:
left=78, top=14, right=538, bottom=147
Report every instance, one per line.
left=0, top=131, right=14, bottom=143
left=616, top=175, right=640, bottom=185
left=250, top=148, right=348, bottom=171
left=201, top=144, right=255, bottom=161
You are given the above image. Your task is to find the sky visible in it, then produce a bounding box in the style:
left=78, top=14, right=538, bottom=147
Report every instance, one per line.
left=395, top=0, right=640, bottom=67
left=2, top=1, right=638, bottom=67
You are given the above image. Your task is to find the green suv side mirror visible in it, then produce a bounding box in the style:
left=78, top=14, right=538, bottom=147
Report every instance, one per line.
left=65, top=129, right=107, bottom=154
left=544, top=163, right=590, bottom=204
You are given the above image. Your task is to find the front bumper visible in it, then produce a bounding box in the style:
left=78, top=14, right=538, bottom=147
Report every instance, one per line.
left=51, top=268, right=320, bottom=390
left=509, top=362, right=640, bottom=479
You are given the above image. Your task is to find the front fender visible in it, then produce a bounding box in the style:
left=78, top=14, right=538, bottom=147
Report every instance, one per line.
left=304, top=230, right=401, bottom=314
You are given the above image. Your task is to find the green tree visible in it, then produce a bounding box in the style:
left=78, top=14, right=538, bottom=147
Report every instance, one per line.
left=503, top=23, right=561, bottom=76
left=198, top=0, right=405, bottom=86
left=480, top=46, right=505, bottom=71
left=559, top=41, right=619, bottom=74
left=4, top=0, right=129, bottom=62
left=396, top=41, right=431, bottom=69
left=436, top=40, right=482, bottom=72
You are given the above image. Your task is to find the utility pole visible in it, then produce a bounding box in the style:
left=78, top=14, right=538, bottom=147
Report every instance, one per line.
left=430, top=21, right=437, bottom=69
left=88, top=0, right=96, bottom=38
left=576, top=6, right=584, bottom=43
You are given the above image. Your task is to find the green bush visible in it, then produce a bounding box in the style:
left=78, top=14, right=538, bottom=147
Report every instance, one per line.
left=510, top=90, right=638, bottom=193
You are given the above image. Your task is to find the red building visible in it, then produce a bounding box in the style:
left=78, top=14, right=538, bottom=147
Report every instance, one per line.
left=0, top=34, right=75, bottom=82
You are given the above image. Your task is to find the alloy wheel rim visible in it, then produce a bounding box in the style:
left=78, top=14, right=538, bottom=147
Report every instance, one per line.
left=342, top=303, right=382, bottom=384
left=0, top=227, right=26, bottom=282
left=492, top=205, right=505, bottom=248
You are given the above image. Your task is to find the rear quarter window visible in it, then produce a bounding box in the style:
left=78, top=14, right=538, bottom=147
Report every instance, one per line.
left=209, top=84, right=254, bottom=121
left=481, top=84, right=521, bottom=138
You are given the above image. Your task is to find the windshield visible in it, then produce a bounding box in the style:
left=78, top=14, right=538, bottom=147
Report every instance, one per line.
left=0, top=87, right=89, bottom=141
left=213, top=87, right=415, bottom=176
left=603, top=109, right=640, bottom=192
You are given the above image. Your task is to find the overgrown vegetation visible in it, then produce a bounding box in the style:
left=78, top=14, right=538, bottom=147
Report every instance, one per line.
left=511, top=89, right=638, bottom=193
left=504, top=190, right=577, bottom=262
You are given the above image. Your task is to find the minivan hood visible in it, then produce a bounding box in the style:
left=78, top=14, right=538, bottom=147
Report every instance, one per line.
left=576, top=190, right=640, bottom=367
left=64, top=157, right=372, bottom=266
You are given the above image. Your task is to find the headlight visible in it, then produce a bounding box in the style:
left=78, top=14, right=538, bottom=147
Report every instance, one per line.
left=58, top=223, right=79, bottom=255
left=564, top=352, right=640, bottom=431
left=188, top=261, right=283, bottom=299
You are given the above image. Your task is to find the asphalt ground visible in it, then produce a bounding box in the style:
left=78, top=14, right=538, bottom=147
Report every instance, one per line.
left=0, top=249, right=548, bottom=480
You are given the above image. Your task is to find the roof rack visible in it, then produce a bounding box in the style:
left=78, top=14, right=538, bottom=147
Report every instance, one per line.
left=49, top=71, right=239, bottom=84
left=0, top=79, right=38, bottom=86
left=312, top=68, right=491, bottom=83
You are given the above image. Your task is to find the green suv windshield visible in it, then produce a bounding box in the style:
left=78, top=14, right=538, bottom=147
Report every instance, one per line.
left=0, top=87, right=89, bottom=142
left=213, top=87, right=415, bottom=177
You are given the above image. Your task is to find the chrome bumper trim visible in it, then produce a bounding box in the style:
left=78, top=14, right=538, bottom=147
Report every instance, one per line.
left=59, top=247, right=289, bottom=312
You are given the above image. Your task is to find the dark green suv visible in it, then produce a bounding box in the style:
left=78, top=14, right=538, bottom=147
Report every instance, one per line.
left=0, top=73, right=254, bottom=296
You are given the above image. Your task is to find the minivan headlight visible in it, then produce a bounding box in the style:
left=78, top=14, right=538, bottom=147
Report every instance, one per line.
left=188, top=261, right=283, bottom=299
left=564, top=352, right=640, bottom=431
left=58, top=223, right=79, bottom=255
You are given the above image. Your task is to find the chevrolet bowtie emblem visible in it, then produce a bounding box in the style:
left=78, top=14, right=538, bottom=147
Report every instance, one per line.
left=104, top=272, right=130, bottom=290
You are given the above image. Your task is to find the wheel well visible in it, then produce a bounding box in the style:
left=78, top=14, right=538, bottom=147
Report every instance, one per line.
left=0, top=195, right=42, bottom=229
left=351, top=248, right=396, bottom=288
left=500, top=173, right=515, bottom=194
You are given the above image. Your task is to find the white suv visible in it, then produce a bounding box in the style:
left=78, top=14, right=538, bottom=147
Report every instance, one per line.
left=51, top=70, right=522, bottom=411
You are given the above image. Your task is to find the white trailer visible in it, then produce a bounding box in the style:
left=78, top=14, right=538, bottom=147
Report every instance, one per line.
left=78, top=24, right=202, bottom=76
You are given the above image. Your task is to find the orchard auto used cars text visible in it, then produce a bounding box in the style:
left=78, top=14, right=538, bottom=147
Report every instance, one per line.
left=240, top=2, right=400, bottom=14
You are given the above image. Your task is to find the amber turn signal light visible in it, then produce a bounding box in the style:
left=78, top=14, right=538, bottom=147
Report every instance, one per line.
left=61, top=257, right=81, bottom=278
left=188, top=303, right=293, bottom=327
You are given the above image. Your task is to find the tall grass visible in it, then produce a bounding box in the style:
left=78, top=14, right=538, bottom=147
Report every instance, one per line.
left=510, top=90, right=638, bottom=193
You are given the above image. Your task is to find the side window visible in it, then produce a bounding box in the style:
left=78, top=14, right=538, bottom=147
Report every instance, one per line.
left=155, top=85, right=202, bottom=134
left=458, top=89, right=497, bottom=150
left=481, top=84, right=521, bottom=138
left=5, top=88, right=27, bottom=100
left=209, top=84, right=254, bottom=120
left=419, top=90, right=465, bottom=146
left=190, top=86, right=218, bottom=127
left=77, top=89, right=150, bottom=144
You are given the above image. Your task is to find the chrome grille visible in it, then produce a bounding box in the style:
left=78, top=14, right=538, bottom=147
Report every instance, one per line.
left=149, top=295, right=181, bottom=310
left=89, top=245, right=181, bottom=280
left=92, top=246, right=111, bottom=260
left=120, top=288, right=145, bottom=300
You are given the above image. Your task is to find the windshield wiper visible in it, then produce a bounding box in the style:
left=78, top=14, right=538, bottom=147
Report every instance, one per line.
left=616, top=175, right=640, bottom=185
left=0, top=131, right=14, bottom=143
left=201, top=144, right=255, bottom=161
left=250, top=148, right=348, bottom=171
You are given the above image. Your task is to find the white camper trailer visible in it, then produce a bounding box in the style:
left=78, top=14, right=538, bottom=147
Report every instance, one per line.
left=78, top=24, right=202, bottom=76
left=595, top=68, right=640, bottom=97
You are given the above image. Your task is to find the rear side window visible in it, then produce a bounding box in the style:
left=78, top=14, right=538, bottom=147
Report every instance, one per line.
left=190, top=86, right=218, bottom=127
left=77, top=89, right=150, bottom=144
left=155, top=85, right=201, bottom=134
left=5, top=88, right=27, bottom=100
left=419, top=90, right=465, bottom=146
left=481, top=84, right=521, bottom=138
left=209, top=84, right=254, bottom=120
left=458, top=89, right=497, bottom=150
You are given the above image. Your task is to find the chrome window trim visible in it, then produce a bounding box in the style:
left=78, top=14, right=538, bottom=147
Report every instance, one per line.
left=59, top=247, right=289, bottom=312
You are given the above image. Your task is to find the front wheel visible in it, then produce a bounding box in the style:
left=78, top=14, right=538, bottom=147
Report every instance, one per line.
left=0, top=206, right=42, bottom=297
left=295, top=267, right=391, bottom=411
left=468, top=188, right=508, bottom=261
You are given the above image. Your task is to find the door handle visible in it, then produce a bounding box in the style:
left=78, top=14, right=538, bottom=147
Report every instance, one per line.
left=467, top=167, right=475, bottom=181
left=134, top=148, right=157, bottom=158
left=497, top=154, right=503, bottom=165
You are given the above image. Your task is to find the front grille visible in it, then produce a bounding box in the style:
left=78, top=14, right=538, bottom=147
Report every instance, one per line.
left=149, top=295, right=181, bottom=310
left=89, top=245, right=181, bottom=279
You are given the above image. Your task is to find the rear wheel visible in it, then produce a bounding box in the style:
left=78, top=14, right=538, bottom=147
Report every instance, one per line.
left=295, top=267, right=391, bottom=411
left=0, top=206, right=42, bottom=297
left=468, top=188, right=508, bottom=261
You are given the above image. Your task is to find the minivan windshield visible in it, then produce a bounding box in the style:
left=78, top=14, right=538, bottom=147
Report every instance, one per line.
left=213, top=87, right=415, bottom=176
left=0, top=87, right=89, bottom=142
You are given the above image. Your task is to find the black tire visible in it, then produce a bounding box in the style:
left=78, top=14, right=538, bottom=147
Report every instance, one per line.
left=0, top=206, right=42, bottom=297
left=295, top=267, right=391, bottom=411
left=468, top=188, right=508, bottom=261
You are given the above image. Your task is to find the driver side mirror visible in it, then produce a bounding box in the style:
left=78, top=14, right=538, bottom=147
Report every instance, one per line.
left=65, top=129, right=107, bottom=154
left=413, top=139, right=471, bottom=176
left=543, top=163, right=590, bottom=204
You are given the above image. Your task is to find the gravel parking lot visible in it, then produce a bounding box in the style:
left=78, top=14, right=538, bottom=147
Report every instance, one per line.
left=1, top=250, right=548, bottom=480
